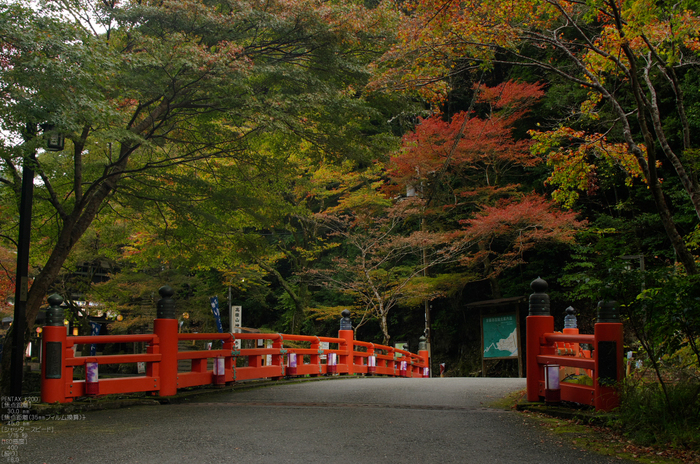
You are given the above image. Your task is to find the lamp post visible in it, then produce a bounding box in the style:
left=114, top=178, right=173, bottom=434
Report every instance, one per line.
left=9, top=135, right=36, bottom=397
left=9, top=124, right=63, bottom=397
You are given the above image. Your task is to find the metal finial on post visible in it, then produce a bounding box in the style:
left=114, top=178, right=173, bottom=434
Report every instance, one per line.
left=564, top=306, right=577, bottom=329
left=157, top=285, right=176, bottom=319
left=596, top=300, right=620, bottom=323
left=528, top=277, right=550, bottom=316
left=418, top=336, right=427, bottom=351
left=45, top=294, right=64, bottom=326
left=340, top=309, right=352, bottom=331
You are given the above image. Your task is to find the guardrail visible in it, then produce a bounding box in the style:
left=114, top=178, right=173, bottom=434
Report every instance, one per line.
left=40, top=289, right=429, bottom=404
left=526, top=278, right=623, bottom=411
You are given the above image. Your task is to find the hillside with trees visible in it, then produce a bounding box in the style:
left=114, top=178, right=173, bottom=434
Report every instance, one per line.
left=1, top=0, right=699, bottom=451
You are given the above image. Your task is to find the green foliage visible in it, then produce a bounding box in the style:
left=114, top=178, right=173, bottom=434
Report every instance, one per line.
left=618, top=372, right=700, bottom=450
left=611, top=269, right=700, bottom=367
left=601, top=266, right=700, bottom=452
left=88, top=266, right=226, bottom=331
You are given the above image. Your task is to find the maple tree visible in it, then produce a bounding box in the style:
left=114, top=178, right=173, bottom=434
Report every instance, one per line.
left=372, top=0, right=700, bottom=274
left=385, top=80, right=545, bottom=210
left=460, top=193, right=584, bottom=276
left=0, top=0, right=403, bottom=391
left=310, top=190, right=469, bottom=344
left=382, top=80, right=585, bottom=296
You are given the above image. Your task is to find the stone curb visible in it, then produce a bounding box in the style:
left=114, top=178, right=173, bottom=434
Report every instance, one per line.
left=27, top=375, right=357, bottom=416
left=515, top=399, right=615, bottom=426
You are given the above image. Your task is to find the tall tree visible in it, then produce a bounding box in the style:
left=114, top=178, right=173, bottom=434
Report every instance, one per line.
left=0, top=0, right=401, bottom=391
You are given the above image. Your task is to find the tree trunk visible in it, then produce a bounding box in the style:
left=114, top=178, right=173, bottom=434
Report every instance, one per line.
left=0, top=145, right=132, bottom=395
left=0, top=243, right=73, bottom=394
left=478, top=241, right=502, bottom=297
left=614, top=40, right=698, bottom=275
left=648, top=182, right=698, bottom=274
left=379, top=309, right=391, bottom=345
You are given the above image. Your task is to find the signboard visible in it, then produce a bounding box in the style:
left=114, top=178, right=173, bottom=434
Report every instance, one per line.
left=480, top=311, right=523, bottom=377
left=394, top=341, right=407, bottom=360
left=482, top=313, right=519, bottom=358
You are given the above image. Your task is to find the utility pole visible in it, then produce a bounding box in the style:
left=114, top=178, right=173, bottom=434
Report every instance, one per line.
left=422, top=220, right=432, bottom=378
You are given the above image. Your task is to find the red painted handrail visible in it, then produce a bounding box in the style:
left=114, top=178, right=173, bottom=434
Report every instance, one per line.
left=543, top=333, right=595, bottom=345
left=526, top=316, right=623, bottom=411
left=41, top=319, right=429, bottom=403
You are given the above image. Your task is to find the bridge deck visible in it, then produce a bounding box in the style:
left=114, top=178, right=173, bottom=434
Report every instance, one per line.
left=9, top=377, right=635, bottom=464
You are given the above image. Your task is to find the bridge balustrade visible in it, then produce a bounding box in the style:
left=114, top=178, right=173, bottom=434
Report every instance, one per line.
left=40, top=288, right=429, bottom=404
left=526, top=278, right=623, bottom=412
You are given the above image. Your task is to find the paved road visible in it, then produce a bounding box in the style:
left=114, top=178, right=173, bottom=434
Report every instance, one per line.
left=7, top=377, right=633, bottom=463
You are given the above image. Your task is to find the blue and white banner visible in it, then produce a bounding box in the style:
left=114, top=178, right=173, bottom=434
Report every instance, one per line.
left=210, top=297, right=224, bottom=333
left=89, top=322, right=101, bottom=356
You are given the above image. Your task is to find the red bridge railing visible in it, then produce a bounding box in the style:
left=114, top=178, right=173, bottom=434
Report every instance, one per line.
left=526, top=278, right=623, bottom=411
left=40, top=290, right=429, bottom=404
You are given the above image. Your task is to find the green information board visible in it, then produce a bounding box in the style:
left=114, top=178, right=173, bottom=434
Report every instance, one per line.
left=482, top=313, right=519, bottom=359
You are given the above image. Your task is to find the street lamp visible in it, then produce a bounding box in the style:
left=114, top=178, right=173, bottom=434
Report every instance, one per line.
left=43, top=126, right=65, bottom=151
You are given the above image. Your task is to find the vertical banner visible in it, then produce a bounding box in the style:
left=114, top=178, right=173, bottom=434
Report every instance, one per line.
left=210, top=297, right=224, bottom=349
left=89, top=321, right=101, bottom=356
left=210, top=297, right=224, bottom=333
left=230, top=305, right=242, bottom=349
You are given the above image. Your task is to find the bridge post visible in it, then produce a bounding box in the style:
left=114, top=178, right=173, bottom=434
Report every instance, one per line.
left=418, top=336, right=429, bottom=377
left=41, top=294, right=69, bottom=403
left=526, top=277, right=554, bottom=402
left=271, top=336, right=284, bottom=380
left=594, top=300, right=623, bottom=411
left=310, top=337, right=321, bottom=377
left=222, top=334, right=234, bottom=383
left=339, top=309, right=354, bottom=375
left=367, top=343, right=376, bottom=375
left=153, top=286, right=178, bottom=397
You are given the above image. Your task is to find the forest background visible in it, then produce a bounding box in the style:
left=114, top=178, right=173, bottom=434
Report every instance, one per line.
left=1, top=0, right=699, bottom=452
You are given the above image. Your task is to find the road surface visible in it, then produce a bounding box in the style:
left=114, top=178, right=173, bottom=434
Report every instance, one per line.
left=5, top=377, right=633, bottom=463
